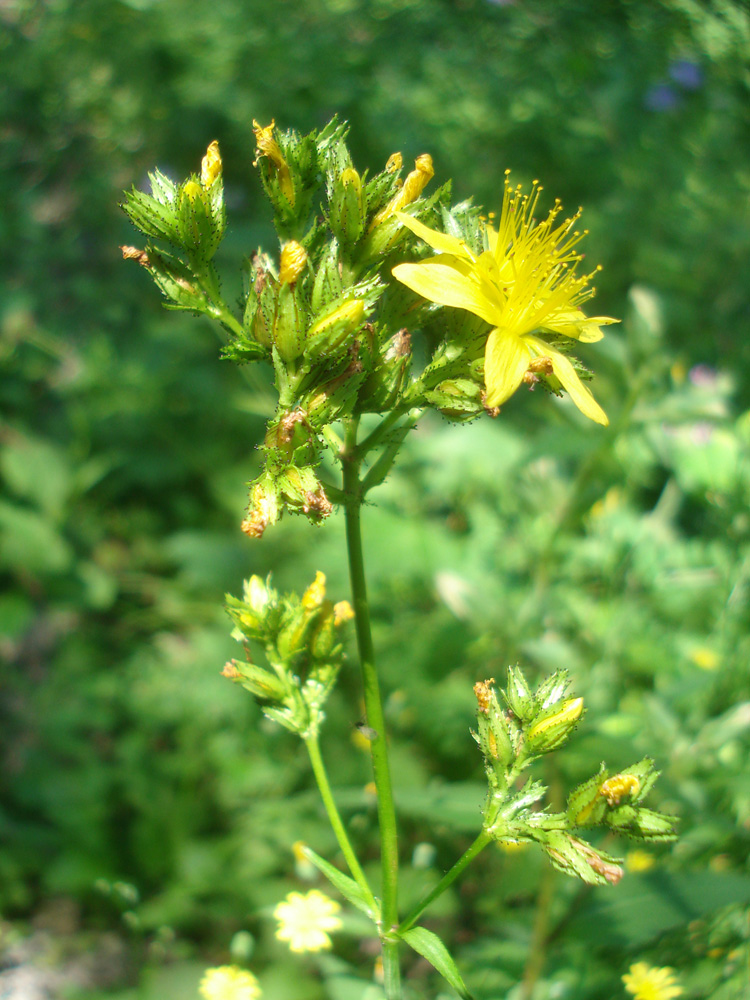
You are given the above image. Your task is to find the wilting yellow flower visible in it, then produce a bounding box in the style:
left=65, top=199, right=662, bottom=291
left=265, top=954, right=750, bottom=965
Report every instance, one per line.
left=274, top=890, right=342, bottom=953
left=622, top=962, right=683, bottom=1000
left=199, top=965, right=261, bottom=1000
left=392, top=172, right=617, bottom=424
left=371, top=153, right=434, bottom=228
left=201, top=140, right=222, bottom=187
left=253, top=119, right=295, bottom=206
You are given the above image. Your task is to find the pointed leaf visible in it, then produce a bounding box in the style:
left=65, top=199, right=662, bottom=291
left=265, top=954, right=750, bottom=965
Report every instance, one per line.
left=302, top=846, right=379, bottom=920
left=400, top=926, right=474, bottom=999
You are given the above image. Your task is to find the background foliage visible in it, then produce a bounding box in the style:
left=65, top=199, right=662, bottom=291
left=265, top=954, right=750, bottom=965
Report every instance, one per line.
left=2, top=0, right=750, bottom=997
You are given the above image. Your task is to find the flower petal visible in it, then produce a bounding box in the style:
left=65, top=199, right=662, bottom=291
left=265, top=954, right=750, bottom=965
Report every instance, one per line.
left=543, top=345, right=609, bottom=425
left=545, top=309, right=619, bottom=343
left=395, top=212, right=474, bottom=258
left=484, top=329, right=530, bottom=407
left=393, top=257, right=503, bottom=326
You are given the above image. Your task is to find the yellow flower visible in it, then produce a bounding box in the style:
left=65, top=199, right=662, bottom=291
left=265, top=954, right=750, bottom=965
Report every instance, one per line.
left=199, top=965, right=261, bottom=1000
left=622, top=962, right=683, bottom=1000
left=274, top=889, right=342, bottom=953
left=392, top=172, right=618, bottom=424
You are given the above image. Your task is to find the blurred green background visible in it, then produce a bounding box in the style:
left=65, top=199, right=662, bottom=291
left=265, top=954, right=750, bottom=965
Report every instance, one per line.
left=2, top=0, right=750, bottom=997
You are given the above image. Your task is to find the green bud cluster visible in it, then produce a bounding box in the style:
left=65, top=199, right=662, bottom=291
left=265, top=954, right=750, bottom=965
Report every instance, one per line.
left=472, top=669, right=678, bottom=887
left=224, top=572, right=354, bottom=739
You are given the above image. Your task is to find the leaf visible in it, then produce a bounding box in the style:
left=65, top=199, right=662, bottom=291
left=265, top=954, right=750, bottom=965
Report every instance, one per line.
left=400, top=926, right=474, bottom=999
left=302, top=846, right=380, bottom=920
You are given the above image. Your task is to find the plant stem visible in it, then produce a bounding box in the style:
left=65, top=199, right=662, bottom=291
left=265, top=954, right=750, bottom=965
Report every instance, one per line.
left=305, top=733, right=376, bottom=910
left=399, top=830, right=492, bottom=934
left=342, top=416, right=402, bottom=998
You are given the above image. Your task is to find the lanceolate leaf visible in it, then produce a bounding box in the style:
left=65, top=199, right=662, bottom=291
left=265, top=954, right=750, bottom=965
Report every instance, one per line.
left=302, top=846, right=380, bottom=921
left=400, top=926, right=474, bottom=1000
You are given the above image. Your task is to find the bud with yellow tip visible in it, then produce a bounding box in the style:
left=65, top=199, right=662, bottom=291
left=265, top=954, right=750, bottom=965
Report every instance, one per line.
left=279, top=241, right=308, bottom=285
left=526, top=697, right=584, bottom=753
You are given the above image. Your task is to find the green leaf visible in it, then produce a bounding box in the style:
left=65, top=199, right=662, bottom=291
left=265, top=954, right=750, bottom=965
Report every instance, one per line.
left=302, top=846, right=379, bottom=920
left=400, top=926, right=474, bottom=999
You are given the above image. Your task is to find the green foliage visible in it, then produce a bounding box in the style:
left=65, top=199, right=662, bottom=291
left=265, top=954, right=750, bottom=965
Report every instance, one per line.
left=3, top=1, right=750, bottom=998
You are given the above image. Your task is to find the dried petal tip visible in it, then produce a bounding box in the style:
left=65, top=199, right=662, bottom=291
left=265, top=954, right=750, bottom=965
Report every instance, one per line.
left=221, top=660, right=242, bottom=679
left=201, top=140, right=222, bottom=187
left=120, top=245, right=150, bottom=266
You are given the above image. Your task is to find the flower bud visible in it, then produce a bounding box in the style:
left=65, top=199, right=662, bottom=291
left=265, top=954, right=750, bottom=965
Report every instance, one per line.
left=542, top=831, right=623, bottom=886
left=306, top=299, right=365, bottom=358
left=302, top=571, right=327, bottom=610
left=503, top=665, right=536, bottom=722
left=329, top=167, right=366, bottom=246
left=279, top=241, right=308, bottom=285
left=600, top=773, right=641, bottom=807
left=526, top=697, right=584, bottom=754
left=273, top=282, right=306, bottom=363
left=424, top=378, right=485, bottom=421
left=357, top=329, right=412, bottom=413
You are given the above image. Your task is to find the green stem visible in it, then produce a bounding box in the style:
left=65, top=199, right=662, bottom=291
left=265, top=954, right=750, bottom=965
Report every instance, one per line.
left=305, top=733, right=376, bottom=909
left=342, top=417, right=402, bottom=998
left=399, top=830, right=491, bottom=934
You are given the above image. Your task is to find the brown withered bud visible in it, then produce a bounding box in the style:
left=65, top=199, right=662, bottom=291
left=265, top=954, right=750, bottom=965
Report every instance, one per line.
left=302, top=487, right=333, bottom=520
left=121, top=245, right=150, bottom=266
left=474, top=679, right=495, bottom=715
left=572, top=838, right=624, bottom=885
left=253, top=253, right=269, bottom=295
left=278, top=409, right=308, bottom=444
left=385, top=328, right=411, bottom=360
left=221, top=660, right=242, bottom=679
left=523, top=356, right=554, bottom=389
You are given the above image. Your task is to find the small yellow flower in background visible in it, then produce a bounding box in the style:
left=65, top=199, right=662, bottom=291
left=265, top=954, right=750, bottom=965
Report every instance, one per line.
left=199, top=965, right=261, bottom=1000
left=392, top=171, right=618, bottom=424
left=626, top=850, right=656, bottom=873
left=622, top=962, right=683, bottom=1000
left=274, top=889, right=342, bottom=953
left=690, top=646, right=719, bottom=671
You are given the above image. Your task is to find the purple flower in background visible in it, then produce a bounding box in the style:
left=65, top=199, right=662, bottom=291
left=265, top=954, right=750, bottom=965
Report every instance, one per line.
left=689, top=364, right=718, bottom=388
left=669, top=60, right=703, bottom=90
left=644, top=84, right=680, bottom=112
